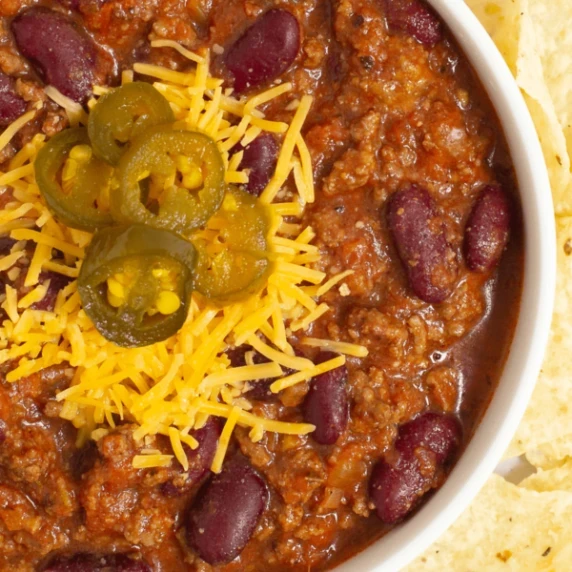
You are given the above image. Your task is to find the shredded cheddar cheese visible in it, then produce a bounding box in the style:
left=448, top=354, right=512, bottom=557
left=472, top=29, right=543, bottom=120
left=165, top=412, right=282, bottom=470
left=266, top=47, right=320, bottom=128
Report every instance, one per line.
left=301, top=338, right=370, bottom=358
left=0, top=102, right=42, bottom=156
left=0, top=43, right=367, bottom=474
left=44, top=86, right=88, bottom=127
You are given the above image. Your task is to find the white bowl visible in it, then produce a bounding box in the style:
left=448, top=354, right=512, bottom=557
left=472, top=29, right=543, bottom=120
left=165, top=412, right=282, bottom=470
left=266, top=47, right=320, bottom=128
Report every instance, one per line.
left=337, top=1, right=557, bottom=570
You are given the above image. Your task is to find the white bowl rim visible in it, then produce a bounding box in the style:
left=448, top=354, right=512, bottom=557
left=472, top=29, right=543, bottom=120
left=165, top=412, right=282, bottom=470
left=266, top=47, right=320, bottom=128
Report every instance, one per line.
left=336, top=1, right=557, bottom=570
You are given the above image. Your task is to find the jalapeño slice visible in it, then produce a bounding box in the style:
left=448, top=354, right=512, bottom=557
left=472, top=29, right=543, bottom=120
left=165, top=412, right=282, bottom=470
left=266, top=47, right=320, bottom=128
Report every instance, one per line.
left=78, top=224, right=196, bottom=348
left=88, top=82, right=175, bottom=165
left=114, top=127, right=225, bottom=234
left=192, top=186, right=272, bottom=304
left=34, top=127, right=114, bottom=231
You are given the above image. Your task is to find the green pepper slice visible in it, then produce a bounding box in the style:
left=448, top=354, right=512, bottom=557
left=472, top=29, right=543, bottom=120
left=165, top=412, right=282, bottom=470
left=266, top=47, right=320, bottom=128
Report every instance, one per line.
left=192, top=187, right=272, bottom=303
left=78, top=224, right=196, bottom=348
left=114, top=126, right=225, bottom=234
left=34, top=127, right=114, bottom=231
left=88, top=82, right=175, bottom=166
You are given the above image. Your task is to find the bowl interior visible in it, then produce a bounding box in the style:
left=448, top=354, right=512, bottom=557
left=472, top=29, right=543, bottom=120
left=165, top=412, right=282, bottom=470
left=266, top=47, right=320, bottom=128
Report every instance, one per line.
left=336, top=1, right=556, bottom=570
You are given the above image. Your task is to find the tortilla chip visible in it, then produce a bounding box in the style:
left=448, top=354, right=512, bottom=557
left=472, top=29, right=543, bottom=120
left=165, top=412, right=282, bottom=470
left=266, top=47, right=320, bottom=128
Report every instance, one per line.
left=505, top=217, right=572, bottom=458
left=467, top=0, right=571, bottom=214
left=409, top=475, right=572, bottom=570
left=524, top=436, right=572, bottom=471
left=465, top=0, right=522, bottom=72
left=515, top=3, right=572, bottom=215
left=520, top=458, right=572, bottom=491
left=524, top=0, right=572, bottom=214
left=521, top=91, right=571, bottom=215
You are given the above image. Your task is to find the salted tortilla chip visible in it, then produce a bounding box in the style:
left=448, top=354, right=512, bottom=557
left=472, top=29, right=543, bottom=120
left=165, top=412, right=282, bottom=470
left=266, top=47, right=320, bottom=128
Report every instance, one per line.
left=525, top=436, right=572, bottom=471
left=465, top=0, right=522, bottom=72
left=520, top=90, right=571, bottom=215
left=515, top=3, right=571, bottom=215
left=505, top=217, right=572, bottom=458
left=524, top=0, right=572, bottom=214
left=520, top=458, right=572, bottom=491
left=467, top=0, right=571, bottom=214
left=409, top=475, right=572, bottom=570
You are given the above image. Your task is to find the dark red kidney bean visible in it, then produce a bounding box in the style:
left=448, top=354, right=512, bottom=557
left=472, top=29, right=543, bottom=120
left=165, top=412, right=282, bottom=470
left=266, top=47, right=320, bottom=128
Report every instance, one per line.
left=382, top=0, right=443, bottom=47
left=187, top=456, right=269, bottom=565
left=243, top=378, right=275, bottom=401
left=225, top=345, right=272, bottom=400
left=237, top=134, right=279, bottom=196
left=388, top=185, right=457, bottom=304
left=369, top=453, right=428, bottom=524
left=11, top=7, right=97, bottom=103
left=464, top=185, right=511, bottom=273
left=32, top=271, right=72, bottom=312
left=225, top=344, right=267, bottom=369
left=303, top=352, right=349, bottom=445
left=370, top=411, right=461, bottom=524
left=315, top=350, right=339, bottom=365
left=0, top=236, right=17, bottom=256
left=224, top=9, right=301, bottom=93
left=224, top=345, right=303, bottom=400
left=161, top=418, right=221, bottom=496
left=396, top=412, right=462, bottom=464
left=225, top=344, right=295, bottom=401
left=0, top=72, right=26, bottom=127
left=185, top=417, right=221, bottom=483
left=0, top=420, right=6, bottom=444
left=42, top=553, right=151, bottom=572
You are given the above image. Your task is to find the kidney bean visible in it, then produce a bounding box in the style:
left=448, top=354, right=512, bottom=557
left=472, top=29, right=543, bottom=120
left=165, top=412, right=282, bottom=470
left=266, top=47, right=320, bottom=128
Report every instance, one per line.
left=0, top=72, right=26, bottom=127
left=225, top=344, right=267, bottom=369
left=32, top=271, right=72, bottom=312
left=464, top=184, right=511, bottom=273
left=186, top=456, right=269, bottom=565
left=370, top=411, right=461, bottom=523
left=396, top=412, right=462, bottom=464
left=11, top=7, right=97, bottom=103
left=303, top=352, right=349, bottom=445
left=0, top=420, right=6, bottom=444
left=382, top=0, right=443, bottom=47
left=388, top=185, right=457, bottom=304
left=43, top=553, right=151, bottom=572
left=161, top=418, right=221, bottom=496
left=244, top=377, right=275, bottom=401
left=185, top=417, right=221, bottom=484
left=224, top=9, right=300, bottom=93
left=0, top=236, right=17, bottom=256
left=226, top=344, right=297, bottom=401
left=225, top=345, right=272, bottom=400
left=237, top=134, right=279, bottom=196
left=369, top=453, right=427, bottom=524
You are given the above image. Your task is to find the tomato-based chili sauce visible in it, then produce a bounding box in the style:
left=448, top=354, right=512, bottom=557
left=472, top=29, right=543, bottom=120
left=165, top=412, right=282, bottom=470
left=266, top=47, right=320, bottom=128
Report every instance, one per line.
left=0, top=0, right=523, bottom=570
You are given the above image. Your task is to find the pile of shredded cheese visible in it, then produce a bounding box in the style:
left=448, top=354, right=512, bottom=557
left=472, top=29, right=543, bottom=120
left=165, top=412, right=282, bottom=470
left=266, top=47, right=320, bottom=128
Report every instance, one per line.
left=0, top=42, right=367, bottom=473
